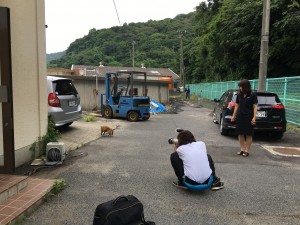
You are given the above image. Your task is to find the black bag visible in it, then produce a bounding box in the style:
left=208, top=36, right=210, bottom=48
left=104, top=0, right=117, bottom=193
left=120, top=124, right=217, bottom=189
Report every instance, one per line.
left=93, top=195, right=155, bottom=225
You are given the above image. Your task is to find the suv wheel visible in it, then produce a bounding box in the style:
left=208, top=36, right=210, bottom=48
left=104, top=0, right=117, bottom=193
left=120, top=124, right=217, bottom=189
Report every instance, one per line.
left=220, top=116, right=228, bottom=135
left=271, top=132, right=283, bottom=140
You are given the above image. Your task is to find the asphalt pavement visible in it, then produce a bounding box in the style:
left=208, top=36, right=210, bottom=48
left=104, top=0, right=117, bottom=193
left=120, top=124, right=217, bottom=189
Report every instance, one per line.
left=23, top=101, right=300, bottom=225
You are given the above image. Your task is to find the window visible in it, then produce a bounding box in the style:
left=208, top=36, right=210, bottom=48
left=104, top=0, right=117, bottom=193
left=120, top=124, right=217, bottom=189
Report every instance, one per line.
left=257, top=96, right=277, bottom=105
left=54, top=80, right=78, bottom=95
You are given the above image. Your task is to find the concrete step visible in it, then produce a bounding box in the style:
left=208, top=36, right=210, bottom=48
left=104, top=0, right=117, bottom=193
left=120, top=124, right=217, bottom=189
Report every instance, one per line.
left=0, top=176, right=53, bottom=225
left=0, top=175, right=28, bottom=205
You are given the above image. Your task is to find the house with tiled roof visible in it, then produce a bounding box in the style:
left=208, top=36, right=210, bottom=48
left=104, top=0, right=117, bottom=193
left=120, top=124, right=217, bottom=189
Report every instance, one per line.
left=70, top=65, right=180, bottom=89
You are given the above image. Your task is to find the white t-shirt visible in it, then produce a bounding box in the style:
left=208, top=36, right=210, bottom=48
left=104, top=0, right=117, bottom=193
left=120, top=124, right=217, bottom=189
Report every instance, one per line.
left=176, top=141, right=212, bottom=183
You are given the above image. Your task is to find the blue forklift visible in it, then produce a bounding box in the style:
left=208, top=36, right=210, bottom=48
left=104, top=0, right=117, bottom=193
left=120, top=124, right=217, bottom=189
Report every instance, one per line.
left=100, top=71, right=150, bottom=122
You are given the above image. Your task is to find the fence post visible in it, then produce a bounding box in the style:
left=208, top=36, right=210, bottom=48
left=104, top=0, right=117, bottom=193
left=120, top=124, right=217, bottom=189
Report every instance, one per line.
left=283, top=77, right=287, bottom=106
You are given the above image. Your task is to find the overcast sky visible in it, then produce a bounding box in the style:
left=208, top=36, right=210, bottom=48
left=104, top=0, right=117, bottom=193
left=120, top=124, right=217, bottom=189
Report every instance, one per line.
left=45, top=0, right=203, bottom=53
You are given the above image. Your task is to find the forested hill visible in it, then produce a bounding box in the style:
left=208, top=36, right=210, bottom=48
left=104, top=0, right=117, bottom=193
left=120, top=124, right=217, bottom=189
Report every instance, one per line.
left=48, top=13, right=195, bottom=75
left=48, top=0, right=300, bottom=83
left=47, top=51, right=65, bottom=63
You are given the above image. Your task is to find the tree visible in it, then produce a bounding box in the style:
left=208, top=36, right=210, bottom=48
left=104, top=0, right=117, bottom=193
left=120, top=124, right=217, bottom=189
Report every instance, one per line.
left=48, top=1, right=300, bottom=82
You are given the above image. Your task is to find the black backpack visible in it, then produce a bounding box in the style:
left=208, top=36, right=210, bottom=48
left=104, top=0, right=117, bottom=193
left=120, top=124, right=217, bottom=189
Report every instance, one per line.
left=93, top=195, right=155, bottom=225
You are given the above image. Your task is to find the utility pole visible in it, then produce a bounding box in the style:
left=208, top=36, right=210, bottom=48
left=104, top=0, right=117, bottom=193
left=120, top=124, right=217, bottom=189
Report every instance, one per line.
left=258, top=0, right=270, bottom=91
left=95, top=74, right=98, bottom=110
left=178, top=30, right=185, bottom=89
left=132, top=41, right=136, bottom=70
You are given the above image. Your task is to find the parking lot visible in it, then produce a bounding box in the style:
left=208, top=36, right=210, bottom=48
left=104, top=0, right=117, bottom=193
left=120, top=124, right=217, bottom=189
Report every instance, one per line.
left=24, top=101, right=300, bottom=225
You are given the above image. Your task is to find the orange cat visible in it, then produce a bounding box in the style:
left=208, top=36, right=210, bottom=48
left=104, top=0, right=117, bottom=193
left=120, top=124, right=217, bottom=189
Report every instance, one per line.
left=101, top=126, right=115, bottom=136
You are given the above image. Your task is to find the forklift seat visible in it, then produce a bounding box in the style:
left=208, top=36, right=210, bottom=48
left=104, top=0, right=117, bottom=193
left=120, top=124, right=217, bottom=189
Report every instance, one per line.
left=113, top=91, right=122, bottom=104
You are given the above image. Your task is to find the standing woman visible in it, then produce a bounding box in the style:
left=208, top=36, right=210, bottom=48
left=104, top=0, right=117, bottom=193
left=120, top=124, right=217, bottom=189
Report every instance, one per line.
left=231, top=79, right=258, bottom=157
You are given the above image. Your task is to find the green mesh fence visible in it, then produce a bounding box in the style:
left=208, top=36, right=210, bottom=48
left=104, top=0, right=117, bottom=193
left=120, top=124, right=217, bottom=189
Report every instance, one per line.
left=188, top=76, right=300, bottom=125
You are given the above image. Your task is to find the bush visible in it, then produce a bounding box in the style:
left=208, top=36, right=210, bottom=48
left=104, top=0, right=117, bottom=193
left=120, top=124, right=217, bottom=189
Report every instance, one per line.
left=83, top=115, right=96, bottom=122
left=30, top=116, right=61, bottom=157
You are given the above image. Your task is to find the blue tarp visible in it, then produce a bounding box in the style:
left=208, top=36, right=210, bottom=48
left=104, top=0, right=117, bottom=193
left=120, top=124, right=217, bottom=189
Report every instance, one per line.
left=150, top=100, right=166, bottom=113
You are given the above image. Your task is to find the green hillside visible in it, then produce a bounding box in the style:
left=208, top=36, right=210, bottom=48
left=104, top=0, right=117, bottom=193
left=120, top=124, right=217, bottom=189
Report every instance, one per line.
left=47, top=51, right=65, bottom=63
left=48, top=12, right=195, bottom=74
left=48, top=0, right=300, bottom=83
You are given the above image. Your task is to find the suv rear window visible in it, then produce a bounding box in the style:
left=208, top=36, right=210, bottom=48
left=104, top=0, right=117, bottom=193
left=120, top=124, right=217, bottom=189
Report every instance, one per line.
left=53, top=80, right=78, bottom=95
left=256, top=93, right=280, bottom=105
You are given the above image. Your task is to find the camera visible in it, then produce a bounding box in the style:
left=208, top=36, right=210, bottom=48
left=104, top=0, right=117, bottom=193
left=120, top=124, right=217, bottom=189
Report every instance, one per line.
left=168, top=128, right=184, bottom=145
left=168, top=138, right=178, bottom=145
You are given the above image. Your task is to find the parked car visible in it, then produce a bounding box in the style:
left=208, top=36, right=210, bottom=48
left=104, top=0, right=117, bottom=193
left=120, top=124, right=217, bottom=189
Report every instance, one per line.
left=212, top=90, right=286, bottom=139
left=47, top=76, right=82, bottom=127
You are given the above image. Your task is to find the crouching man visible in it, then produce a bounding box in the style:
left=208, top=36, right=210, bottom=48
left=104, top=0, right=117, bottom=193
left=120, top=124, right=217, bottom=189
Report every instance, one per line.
left=170, top=130, right=224, bottom=190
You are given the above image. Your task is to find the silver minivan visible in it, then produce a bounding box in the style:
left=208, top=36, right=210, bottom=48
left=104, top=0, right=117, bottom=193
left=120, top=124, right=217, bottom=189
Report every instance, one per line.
left=47, top=76, right=82, bottom=127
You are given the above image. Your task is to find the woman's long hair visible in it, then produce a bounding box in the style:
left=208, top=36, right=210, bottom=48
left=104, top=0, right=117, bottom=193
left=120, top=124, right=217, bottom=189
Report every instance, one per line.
left=177, top=130, right=196, bottom=147
left=238, top=79, right=251, bottom=94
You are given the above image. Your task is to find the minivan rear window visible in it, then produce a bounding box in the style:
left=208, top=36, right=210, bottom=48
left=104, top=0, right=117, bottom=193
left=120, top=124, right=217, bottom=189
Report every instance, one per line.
left=53, top=80, right=78, bottom=95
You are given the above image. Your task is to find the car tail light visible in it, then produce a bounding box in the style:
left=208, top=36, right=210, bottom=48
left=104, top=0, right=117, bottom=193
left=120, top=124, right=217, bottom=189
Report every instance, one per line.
left=227, top=102, right=236, bottom=108
left=272, top=104, right=284, bottom=109
left=275, top=126, right=283, bottom=129
left=48, top=93, right=61, bottom=107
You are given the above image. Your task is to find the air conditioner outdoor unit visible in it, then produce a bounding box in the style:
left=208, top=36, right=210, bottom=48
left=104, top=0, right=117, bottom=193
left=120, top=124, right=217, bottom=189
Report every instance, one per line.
left=45, top=142, right=66, bottom=165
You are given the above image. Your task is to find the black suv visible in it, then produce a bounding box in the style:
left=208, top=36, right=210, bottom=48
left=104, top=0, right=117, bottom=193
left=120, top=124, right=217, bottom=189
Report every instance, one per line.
left=212, top=90, right=287, bottom=139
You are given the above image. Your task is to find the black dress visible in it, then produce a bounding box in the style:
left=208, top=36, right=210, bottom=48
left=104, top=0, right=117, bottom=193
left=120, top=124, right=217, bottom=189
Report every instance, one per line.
left=235, top=92, right=258, bottom=136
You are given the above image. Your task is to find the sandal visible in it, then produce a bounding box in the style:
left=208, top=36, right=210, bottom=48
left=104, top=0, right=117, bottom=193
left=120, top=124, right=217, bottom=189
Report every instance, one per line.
left=237, top=151, right=244, bottom=155
left=242, top=152, right=250, bottom=157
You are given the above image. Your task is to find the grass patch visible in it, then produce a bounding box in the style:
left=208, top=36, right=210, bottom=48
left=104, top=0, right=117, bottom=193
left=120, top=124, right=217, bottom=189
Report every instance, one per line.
left=44, top=179, right=66, bottom=201
left=190, top=94, right=200, bottom=103
left=287, top=123, right=300, bottom=134
left=84, top=114, right=96, bottom=122
left=12, top=216, right=26, bottom=225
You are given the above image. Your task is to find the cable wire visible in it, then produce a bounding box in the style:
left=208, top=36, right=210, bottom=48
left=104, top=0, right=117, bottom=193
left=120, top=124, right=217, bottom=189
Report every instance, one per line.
left=112, top=0, right=121, bottom=26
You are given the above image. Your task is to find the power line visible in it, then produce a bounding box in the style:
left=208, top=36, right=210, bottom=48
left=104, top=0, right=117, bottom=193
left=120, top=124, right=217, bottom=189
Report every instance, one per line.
left=112, top=0, right=121, bottom=26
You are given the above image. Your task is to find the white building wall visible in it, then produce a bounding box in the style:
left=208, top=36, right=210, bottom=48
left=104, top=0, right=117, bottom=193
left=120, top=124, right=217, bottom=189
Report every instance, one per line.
left=0, top=0, right=47, bottom=166
left=0, top=65, right=3, bottom=161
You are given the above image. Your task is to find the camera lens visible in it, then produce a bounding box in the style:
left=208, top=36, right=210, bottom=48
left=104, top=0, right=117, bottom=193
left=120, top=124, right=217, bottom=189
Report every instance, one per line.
left=168, top=138, right=178, bottom=145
